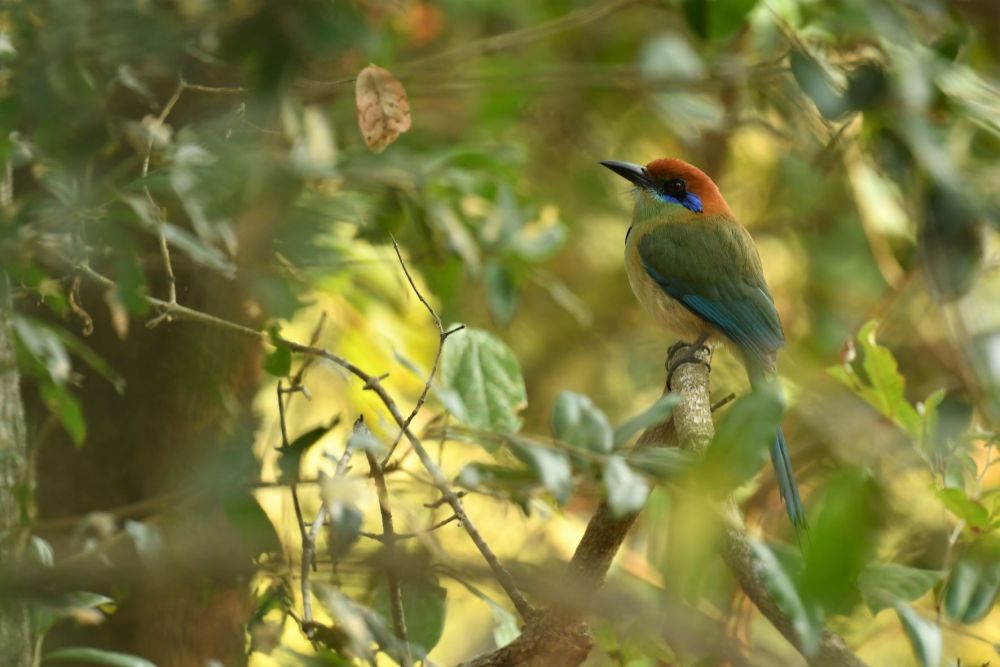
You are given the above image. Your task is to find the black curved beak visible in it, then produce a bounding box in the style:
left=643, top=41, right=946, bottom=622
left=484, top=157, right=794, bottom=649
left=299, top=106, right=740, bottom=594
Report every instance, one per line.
left=600, top=160, right=650, bottom=189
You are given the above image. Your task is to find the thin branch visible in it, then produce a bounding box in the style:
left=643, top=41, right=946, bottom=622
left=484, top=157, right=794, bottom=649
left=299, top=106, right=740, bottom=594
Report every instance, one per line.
left=301, top=505, right=326, bottom=628
left=359, top=514, right=459, bottom=542
left=366, top=449, right=413, bottom=667
left=143, top=79, right=184, bottom=320
left=70, top=256, right=534, bottom=620
left=380, top=238, right=464, bottom=467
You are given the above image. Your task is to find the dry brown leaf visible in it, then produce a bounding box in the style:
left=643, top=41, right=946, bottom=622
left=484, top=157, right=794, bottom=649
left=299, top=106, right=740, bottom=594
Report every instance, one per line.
left=355, top=64, right=411, bottom=153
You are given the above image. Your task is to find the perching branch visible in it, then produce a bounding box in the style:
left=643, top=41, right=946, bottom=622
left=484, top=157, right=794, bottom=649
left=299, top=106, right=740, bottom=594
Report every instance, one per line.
left=461, top=343, right=870, bottom=667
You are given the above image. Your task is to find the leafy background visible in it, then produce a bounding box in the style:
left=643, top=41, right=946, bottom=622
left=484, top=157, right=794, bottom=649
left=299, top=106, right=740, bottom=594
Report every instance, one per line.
left=2, top=0, right=1000, bottom=665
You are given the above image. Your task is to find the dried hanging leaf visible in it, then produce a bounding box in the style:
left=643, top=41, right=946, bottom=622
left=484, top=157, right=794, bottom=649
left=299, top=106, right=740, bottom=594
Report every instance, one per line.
left=355, top=64, right=411, bottom=153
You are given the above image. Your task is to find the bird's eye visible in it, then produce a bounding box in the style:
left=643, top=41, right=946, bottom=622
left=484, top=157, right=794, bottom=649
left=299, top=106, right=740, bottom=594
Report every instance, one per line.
left=664, top=178, right=686, bottom=196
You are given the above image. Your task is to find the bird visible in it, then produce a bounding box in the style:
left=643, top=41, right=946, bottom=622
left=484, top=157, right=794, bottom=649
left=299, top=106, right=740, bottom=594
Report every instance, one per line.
left=600, top=156, right=805, bottom=528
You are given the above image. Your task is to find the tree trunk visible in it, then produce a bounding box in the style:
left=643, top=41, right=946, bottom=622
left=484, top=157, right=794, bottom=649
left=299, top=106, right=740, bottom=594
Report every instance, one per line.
left=0, top=278, right=33, bottom=667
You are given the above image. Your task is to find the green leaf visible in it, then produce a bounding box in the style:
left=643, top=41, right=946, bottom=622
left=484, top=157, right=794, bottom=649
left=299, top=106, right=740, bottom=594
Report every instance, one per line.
left=801, top=470, right=879, bottom=616
left=40, top=383, right=86, bottom=446
left=440, top=327, right=527, bottom=433
left=859, top=563, right=945, bottom=614
left=327, top=503, right=362, bottom=560
left=277, top=421, right=337, bottom=483
left=484, top=261, right=517, bottom=326
left=44, top=647, right=155, bottom=667
left=221, top=493, right=281, bottom=558
left=613, top=394, right=682, bottom=447
left=790, top=48, right=847, bottom=120
left=935, top=487, right=989, bottom=529
left=263, top=346, right=292, bottom=377
left=683, top=0, right=759, bottom=41
left=858, top=322, right=921, bottom=437
left=626, top=448, right=696, bottom=479
left=829, top=321, right=922, bottom=439
left=552, top=391, right=613, bottom=455
left=895, top=604, right=941, bottom=667
left=603, top=456, right=649, bottom=517
left=121, top=194, right=236, bottom=278
left=944, top=539, right=1000, bottom=624
left=507, top=436, right=573, bottom=505
left=749, top=539, right=821, bottom=655
left=313, top=583, right=410, bottom=662
left=698, top=383, right=783, bottom=495
left=373, top=571, right=447, bottom=654
left=32, top=591, right=115, bottom=635
left=13, top=316, right=72, bottom=384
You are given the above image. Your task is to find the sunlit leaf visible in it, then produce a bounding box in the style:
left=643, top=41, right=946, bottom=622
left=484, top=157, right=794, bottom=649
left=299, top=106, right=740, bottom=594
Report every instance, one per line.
left=895, top=604, right=941, bottom=667
left=829, top=321, right=921, bottom=439
left=935, top=487, right=989, bottom=529
left=859, top=563, right=945, bottom=614
left=440, top=327, right=527, bottom=433
left=355, top=64, right=411, bottom=153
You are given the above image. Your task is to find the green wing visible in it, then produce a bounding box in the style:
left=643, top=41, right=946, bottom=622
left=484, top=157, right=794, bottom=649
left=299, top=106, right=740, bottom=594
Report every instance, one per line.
left=637, top=218, right=785, bottom=363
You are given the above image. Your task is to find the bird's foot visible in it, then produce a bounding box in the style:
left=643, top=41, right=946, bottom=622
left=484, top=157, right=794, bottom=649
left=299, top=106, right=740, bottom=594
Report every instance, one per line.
left=667, top=333, right=711, bottom=389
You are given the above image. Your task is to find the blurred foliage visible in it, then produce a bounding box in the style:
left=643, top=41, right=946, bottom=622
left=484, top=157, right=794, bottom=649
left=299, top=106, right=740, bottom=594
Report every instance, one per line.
left=3, top=0, right=1000, bottom=665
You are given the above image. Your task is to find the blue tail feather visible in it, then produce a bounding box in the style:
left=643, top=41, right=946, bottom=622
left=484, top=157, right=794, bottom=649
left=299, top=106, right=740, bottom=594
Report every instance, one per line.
left=746, top=360, right=806, bottom=530
left=771, top=426, right=806, bottom=529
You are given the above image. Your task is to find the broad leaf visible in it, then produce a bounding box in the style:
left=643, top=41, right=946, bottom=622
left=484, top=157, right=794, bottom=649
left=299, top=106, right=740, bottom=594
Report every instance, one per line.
left=603, top=456, right=649, bottom=517
left=373, top=571, right=447, bottom=654
left=507, top=436, right=573, bottom=505
left=749, top=539, right=821, bottom=655
left=896, top=604, right=941, bottom=667
left=552, top=391, right=613, bottom=455
left=944, top=539, right=1000, bottom=624
left=440, top=327, right=527, bottom=433
left=859, top=563, right=945, bottom=614
left=613, top=393, right=682, bottom=447
left=935, top=487, right=989, bottom=529
left=698, top=383, right=783, bottom=495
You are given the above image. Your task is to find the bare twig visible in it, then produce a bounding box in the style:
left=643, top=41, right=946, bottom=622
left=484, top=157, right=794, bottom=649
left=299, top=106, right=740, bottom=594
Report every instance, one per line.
left=359, top=514, right=459, bottom=542
left=366, top=450, right=413, bottom=666
left=301, top=506, right=327, bottom=628
left=380, top=238, right=464, bottom=467
left=70, top=257, right=535, bottom=620
left=143, top=79, right=184, bottom=323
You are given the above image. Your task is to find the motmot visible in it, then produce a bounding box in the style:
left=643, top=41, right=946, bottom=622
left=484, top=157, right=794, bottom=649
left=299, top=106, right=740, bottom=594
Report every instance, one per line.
left=601, top=157, right=805, bottom=528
